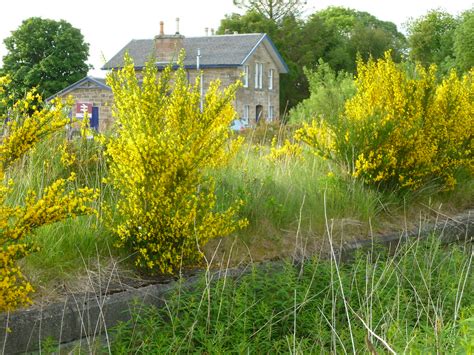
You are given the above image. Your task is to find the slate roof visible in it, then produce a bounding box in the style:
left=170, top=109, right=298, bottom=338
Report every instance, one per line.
left=46, top=76, right=110, bottom=102
left=102, top=33, right=288, bottom=73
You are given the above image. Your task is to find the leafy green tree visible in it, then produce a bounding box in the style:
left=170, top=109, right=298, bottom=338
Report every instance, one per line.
left=219, top=6, right=404, bottom=113
left=311, top=7, right=406, bottom=72
left=454, top=9, right=474, bottom=72
left=2, top=17, right=90, bottom=100
left=219, top=10, right=278, bottom=36
left=406, top=10, right=459, bottom=71
left=233, top=0, right=307, bottom=21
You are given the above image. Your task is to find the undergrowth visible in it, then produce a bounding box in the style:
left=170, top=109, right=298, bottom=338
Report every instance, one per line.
left=109, top=236, right=473, bottom=353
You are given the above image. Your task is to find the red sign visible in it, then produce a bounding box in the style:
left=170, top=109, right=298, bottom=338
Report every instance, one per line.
left=76, top=102, right=92, bottom=118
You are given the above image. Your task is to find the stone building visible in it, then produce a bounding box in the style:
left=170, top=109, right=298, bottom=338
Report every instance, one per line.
left=48, top=76, right=113, bottom=132
left=49, top=22, right=288, bottom=132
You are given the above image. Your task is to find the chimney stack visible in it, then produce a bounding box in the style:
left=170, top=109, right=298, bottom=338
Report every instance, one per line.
left=211, top=28, right=215, bottom=36
left=205, top=27, right=209, bottom=36
left=154, top=20, right=184, bottom=63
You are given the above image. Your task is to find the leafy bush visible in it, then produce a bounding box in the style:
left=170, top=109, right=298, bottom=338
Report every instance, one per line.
left=103, top=53, right=247, bottom=273
left=289, top=59, right=355, bottom=123
left=296, top=53, right=473, bottom=191
left=0, top=77, right=97, bottom=311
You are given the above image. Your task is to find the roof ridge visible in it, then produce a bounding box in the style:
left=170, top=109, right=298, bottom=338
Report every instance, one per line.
left=185, top=33, right=264, bottom=38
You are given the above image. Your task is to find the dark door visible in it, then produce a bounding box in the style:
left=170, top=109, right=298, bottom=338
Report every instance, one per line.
left=256, top=105, right=263, bottom=124
left=90, top=107, right=99, bottom=131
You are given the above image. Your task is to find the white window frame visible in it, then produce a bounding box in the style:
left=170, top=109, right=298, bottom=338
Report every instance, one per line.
left=255, top=63, right=263, bottom=89
left=243, top=105, right=250, bottom=125
left=268, top=69, right=274, bottom=90
left=268, top=105, right=274, bottom=121
left=243, top=65, right=249, bottom=88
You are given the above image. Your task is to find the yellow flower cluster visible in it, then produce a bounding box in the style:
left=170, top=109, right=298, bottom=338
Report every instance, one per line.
left=265, top=137, right=303, bottom=163
left=0, top=244, right=34, bottom=311
left=1, top=77, right=97, bottom=311
left=297, top=53, right=473, bottom=191
left=59, top=139, right=77, bottom=167
left=104, top=53, right=247, bottom=273
left=294, top=119, right=336, bottom=161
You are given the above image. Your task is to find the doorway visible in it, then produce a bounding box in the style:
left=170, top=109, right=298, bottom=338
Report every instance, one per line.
left=90, top=107, right=99, bottom=131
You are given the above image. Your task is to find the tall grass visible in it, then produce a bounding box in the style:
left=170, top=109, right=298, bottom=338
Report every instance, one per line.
left=109, top=236, right=473, bottom=353
left=8, top=133, right=121, bottom=290
left=213, top=142, right=382, bottom=237
left=8, top=123, right=473, bottom=298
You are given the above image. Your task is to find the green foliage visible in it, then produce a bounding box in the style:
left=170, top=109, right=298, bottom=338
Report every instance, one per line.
left=2, top=17, right=90, bottom=101
left=103, top=54, right=246, bottom=273
left=311, top=6, right=406, bottom=72
left=289, top=59, right=355, bottom=123
left=109, top=238, right=473, bottom=353
left=296, top=53, right=473, bottom=192
left=454, top=8, right=474, bottom=72
left=406, top=9, right=459, bottom=72
left=233, top=0, right=307, bottom=21
left=0, top=78, right=97, bottom=311
left=213, top=140, right=381, bottom=243
left=219, top=6, right=405, bottom=112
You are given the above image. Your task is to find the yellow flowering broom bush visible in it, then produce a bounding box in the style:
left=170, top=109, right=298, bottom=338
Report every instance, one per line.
left=296, top=53, right=473, bottom=191
left=0, top=76, right=97, bottom=311
left=265, top=137, right=303, bottom=164
left=104, top=54, right=246, bottom=273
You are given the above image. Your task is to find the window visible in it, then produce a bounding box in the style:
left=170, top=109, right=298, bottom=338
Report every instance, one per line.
left=268, top=69, right=274, bottom=90
left=255, top=63, right=263, bottom=89
left=268, top=105, right=274, bottom=121
left=243, top=105, right=250, bottom=125
left=243, top=65, right=249, bottom=88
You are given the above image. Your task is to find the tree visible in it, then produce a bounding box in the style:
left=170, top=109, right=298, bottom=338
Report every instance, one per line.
left=311, top=7, right=406, bottom=72
left=219, top=10, right=278, bottom=36
left=233, top=0, right=307, bottom=21
left=2, top=17, right=90, bottom=100
left=406, top=10, right=459, bottom=70
left=218, top=7, right=405, bottom=113
left=454, top=9, right=474, bottom=72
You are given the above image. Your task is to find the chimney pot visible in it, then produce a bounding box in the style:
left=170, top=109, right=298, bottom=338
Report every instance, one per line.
left=176, top=17, right=180, bottom=35
left=205, top=27, right=209, bottom=36
left=160, top=21, right=164, bottom=35
left=211, top=28, right=215, bottom=35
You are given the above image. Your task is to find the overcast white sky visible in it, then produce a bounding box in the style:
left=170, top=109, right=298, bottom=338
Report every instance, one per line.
left=0, top=0, right=472, bottom=77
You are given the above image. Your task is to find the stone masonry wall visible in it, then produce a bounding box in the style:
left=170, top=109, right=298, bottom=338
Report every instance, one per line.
left=58, top=86, right=114, bottom=132
left=237, top=44, right=280, bottom=125
left=186, top=44, right=281, bottom=126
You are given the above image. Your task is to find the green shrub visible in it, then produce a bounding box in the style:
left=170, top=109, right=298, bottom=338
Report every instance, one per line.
left=103, top=53, right=247, bottom=273
left=289, top=59, right=355, bottom=123
left=296, top=53, right=473, bottom=191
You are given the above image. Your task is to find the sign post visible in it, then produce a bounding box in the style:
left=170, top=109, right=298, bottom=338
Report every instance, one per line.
left=75, top=102, right=92, bottom=118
